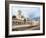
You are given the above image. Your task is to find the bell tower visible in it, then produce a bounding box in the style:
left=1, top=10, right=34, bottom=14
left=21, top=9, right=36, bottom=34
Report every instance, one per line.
left=16, top=10, right=22, bottom=20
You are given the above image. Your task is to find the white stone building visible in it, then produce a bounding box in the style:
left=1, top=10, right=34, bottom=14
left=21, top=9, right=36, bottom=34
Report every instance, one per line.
left=16, top=10, right=25, bottom=20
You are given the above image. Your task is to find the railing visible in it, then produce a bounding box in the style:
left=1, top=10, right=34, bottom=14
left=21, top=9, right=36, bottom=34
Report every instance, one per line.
left=12, top=19, right=32, bottom=25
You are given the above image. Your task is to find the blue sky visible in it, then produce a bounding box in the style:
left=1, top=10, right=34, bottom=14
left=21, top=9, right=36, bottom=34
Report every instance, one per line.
left=11, top=6, right=40, bottom=18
